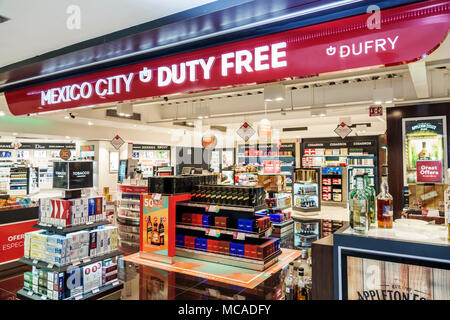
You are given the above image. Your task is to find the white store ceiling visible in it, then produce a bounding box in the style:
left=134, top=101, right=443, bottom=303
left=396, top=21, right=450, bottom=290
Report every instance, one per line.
left=0, top=0, right=215, bottom=67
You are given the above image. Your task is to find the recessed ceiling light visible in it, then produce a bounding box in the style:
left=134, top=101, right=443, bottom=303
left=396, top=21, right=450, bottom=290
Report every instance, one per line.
left=0, top=111, right=5, bottom=116
left=88, top=121, right=94, bottom=126
left=12, top=132, right=17, bottom=135
left=65, top=136, right=70, bottom=139
left=374, top=101, right=382, bottom=105
left=198, top=116, right=203, bottom=119
left=187, top=122, right=193, bottom=126
left=385, top=100, right=392, bottom=104
left=64, top=116, right=70, bottom=119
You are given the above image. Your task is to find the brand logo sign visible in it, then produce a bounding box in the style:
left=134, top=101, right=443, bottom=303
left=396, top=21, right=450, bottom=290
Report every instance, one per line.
left=4, top=1, right=450, bottom=116
left=416, top=160, right=442, bottom=183
left=59, top=148, right=71, bottom=160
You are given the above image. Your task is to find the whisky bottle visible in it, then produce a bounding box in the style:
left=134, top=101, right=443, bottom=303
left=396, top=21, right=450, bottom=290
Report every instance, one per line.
left=151, top=220, right=160, bottom=245
left=158, top=217, right=165, bottom=245
left=296, top=268, right=306, bottom=300
left=350, top=175, right=369, bottom=234
left=376, top=174, right=393, bottom=228
left=363, top=173, right=376, bottom=225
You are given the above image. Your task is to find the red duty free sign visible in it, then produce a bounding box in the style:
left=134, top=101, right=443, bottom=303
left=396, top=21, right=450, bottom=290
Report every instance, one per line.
left=416, top=160, right=443, bottom=183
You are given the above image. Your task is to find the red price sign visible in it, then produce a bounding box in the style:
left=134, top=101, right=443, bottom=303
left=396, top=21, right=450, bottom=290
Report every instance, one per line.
left=263, top=161, right=281, bottom=174
left=416, top=160, right=443, bottom=183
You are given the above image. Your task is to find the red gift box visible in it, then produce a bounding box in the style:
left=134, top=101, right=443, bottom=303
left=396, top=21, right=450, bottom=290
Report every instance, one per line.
left=184, top=236, right=196, bottom=249
left=218, top=241, right=230, bottom=255
left=214, top=216, right=228, bottom=228
left=257, top=240, right=275, bottom=259
left=207, top=239, right=219, bottom=253
left=182, top=213, right=192, bottom=224
left=191, top=214, right=203, bottom=226
left=244, top=244, right=258, bottom=259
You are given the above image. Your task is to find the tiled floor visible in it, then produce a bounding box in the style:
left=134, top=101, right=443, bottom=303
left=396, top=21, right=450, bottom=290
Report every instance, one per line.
left=0, top=230, right=304, bottom=300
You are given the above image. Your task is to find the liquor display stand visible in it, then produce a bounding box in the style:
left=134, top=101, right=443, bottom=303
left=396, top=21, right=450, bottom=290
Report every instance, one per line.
left=292, top=168, right=321, bottom=213
left=16, top=190, right=123, bottom=300
left=116, top=184, right=148, bottom=252
left=175, top=184, right=281, bottom=271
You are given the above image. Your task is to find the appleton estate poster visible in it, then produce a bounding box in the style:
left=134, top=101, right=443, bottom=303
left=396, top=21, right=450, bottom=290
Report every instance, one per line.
left=347, top=256, right=450, bottom=300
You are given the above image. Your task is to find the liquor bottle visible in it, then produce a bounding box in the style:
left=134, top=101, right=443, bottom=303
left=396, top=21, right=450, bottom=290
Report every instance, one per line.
left=348, top=175, right=359, bottom=229
left=349, top=175, right=369, bottom=234
left=418, top=141, right=431, bottom=160
left=284, top=262, right=294, bottom=300
left=158, top=217, right=165, bottom=245
left=376, top=174, right=393, bottom=228
left=292, top=267, right=299, bottom=300
left=146, top=217, right=152, bottom=244
left=296, top=268, right=306, bottom=300
left=363, top=173, right=376, bottom=225
left=151, top=220, right=160, bottom=245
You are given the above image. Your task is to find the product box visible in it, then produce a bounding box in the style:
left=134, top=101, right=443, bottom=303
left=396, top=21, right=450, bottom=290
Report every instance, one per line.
left=256, top=239, right=276, bottom=260
left=102, top=259, right=118, bottom=286
left=82, top=261, right=102, bottom=294
left=88, top=198, right=96, bottom=223
left=175, top=234, right=185, bottom=247
left=191, top=214, right=203, bottom=226
left=24, top=272, right=33, bottom=284
left=257, top=175, right=286, bottom=192
left=201, top=215, right=211, bottom=227
left=238, top=218, right=254, bottom=232
left=230, top=242, right=245, bottom=257
left=65, top=267, right=83, bottom=298
left=184, top=236, right=196, bottom=249
left=206, top=239, right=219, bottom=253
left=244, top=244, right=258, bottom=259
left=95, top=197, right=103, bottom=222
left=214, top=216, right=228, bottom=229
left=194, top=237, right=207, bottom=251
left=181, top=213, right=192, bottom=225
left=89, top=230, right=98, bottom=257
left=218, top=240, right=230, bottom=255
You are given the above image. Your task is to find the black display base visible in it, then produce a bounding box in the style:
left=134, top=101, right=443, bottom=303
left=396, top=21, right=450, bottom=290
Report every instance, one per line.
left=64, top=189, right=81, bottom=199
left=33, top=220, right=110, bottom=235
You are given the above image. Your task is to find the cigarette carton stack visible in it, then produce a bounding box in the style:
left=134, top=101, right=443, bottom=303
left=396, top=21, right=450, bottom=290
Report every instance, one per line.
left=39, top=196, right=106, bottom=228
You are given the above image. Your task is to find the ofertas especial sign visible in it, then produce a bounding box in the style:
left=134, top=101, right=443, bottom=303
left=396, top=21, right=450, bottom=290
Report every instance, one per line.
left=4, top=1, right=450, bottom=115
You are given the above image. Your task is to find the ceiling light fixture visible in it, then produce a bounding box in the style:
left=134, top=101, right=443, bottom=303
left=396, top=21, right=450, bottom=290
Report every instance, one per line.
left=0, top=111, right=5, bottom=116
left=88, top=121, right=94, bottom=126
left=264, top=83, right=286, bottom=102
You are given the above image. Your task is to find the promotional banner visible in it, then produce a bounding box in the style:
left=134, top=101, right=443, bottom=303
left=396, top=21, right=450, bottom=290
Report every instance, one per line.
left=263, top=161, right=281, bottom=174
left=403, top=116, right=447, bottom=184
left=0, top=220, right=38, bottom=264
left=346, top=256, right=450, bottom=300
left=4, top=1, right=450, bottom=115
left=140, top=194, right=171, bottom=259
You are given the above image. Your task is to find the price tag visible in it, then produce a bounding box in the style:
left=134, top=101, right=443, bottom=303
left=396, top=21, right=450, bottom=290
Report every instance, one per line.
left=86, top=221, right=93, bottom=225
left=92, top=288, right=100, bottom=294
left=207, top=205, right=218, bottom=213
left=47, top=263, right=54, bottom=269
left=112, top=281, right=120, bottom=287
left=233, top=232, right=245, bottom=240
left=72, top=260, right=80, bottom=266
left=27, top=290, right=33, bottom=296
left=205, top=229, right=217, bottom=237
left=75, top=294, right=83, bottom=300
left=41, top=295, right=47, bottom=300
left=83, top=258, right=91, bottom=263
left=154, top=193, right=162, bottom=201
left=32, top=259, right=38, bottom=265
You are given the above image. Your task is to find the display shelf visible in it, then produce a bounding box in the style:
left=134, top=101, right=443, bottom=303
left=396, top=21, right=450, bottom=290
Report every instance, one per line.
left=177, top=201, right=267, bottom=213
left=118, top=206, right=140, bottom=212
left=119, top=199, right=140, bottom=204
left=272, top=219, right=294, bottom=228
left=19, top=250, right=122, bottom=272
left=33, top=220, right=110, bottom=235
left=176, top=223, right=272, bottom=239
left=16, top=281, right=123, bottom=301
left=117, top=215, right=140, bottom=223
left=175, top=247, right=281, bottom=271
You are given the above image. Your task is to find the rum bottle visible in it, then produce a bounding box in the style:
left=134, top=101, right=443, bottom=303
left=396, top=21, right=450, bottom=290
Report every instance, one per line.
left=151, top=220, right=160, bottom=245
left=350, top=175, right=369, bottom=234
left=146, top=217, right=152, bottom=244
left=376, top=174, right=393, bottom=228
left=158, top=217, right=165, bottom=245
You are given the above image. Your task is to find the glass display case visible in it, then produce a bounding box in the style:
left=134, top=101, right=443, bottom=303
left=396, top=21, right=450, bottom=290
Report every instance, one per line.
left=292, top=168, right=321, bottom=212
left=293, top=218, right=320, bottom=250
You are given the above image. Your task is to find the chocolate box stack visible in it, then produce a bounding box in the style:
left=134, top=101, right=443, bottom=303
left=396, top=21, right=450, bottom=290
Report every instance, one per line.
left=191, top=185, right=265, bottom=208
left=148, top=174, right=217, bottom=195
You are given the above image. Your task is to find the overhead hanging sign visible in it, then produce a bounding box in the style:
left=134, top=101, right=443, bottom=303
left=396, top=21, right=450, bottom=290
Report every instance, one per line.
left=4, top=1, right=450, bottom=116
left=236, top=122, right=255, bottom=142
left=369, top=105, right=383, bottom=117
left=111, top=135, right=125, bottom=150
left=334, top=122, right=352, bottom=139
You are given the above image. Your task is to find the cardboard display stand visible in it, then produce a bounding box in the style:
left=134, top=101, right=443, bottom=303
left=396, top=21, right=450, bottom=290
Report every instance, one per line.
left=139, top=193, right=191, bottom=264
